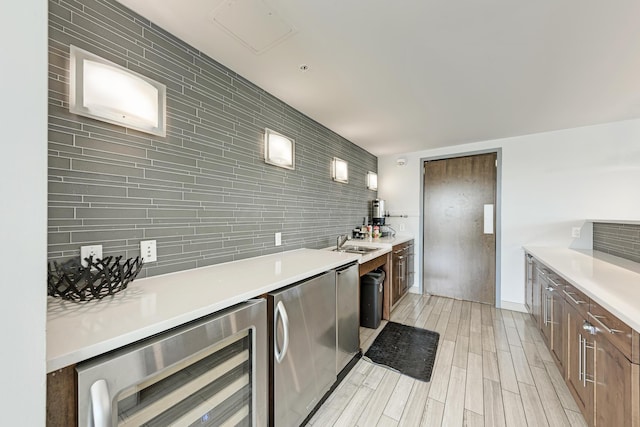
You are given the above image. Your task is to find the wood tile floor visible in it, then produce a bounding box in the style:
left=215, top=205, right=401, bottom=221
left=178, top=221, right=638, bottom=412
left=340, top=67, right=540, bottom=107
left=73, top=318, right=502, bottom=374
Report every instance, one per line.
left=308, top=294, right=588, bottom=427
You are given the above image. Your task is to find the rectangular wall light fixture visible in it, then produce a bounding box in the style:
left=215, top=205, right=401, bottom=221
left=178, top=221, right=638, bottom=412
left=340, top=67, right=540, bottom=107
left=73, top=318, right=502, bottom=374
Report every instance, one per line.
left=367, top=171, right=378, bottom=190
left=264, top=128, right=295, bottom=169
left=69, top=45, right=166, bottom=136
left=332, top=157, right=349, bottom=183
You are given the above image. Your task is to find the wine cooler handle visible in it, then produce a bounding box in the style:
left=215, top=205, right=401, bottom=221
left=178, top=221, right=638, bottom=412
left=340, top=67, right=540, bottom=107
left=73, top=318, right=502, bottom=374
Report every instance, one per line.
left=274, top=301, right=290, bottom=363
left=89, top=379, right=111, bottom=427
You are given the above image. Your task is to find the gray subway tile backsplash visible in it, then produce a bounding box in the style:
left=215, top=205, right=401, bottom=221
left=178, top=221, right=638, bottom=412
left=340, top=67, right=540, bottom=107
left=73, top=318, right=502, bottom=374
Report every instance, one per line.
left=47, top=0, right=377, bottom=278
left=593, top=223, right=640, bottom=264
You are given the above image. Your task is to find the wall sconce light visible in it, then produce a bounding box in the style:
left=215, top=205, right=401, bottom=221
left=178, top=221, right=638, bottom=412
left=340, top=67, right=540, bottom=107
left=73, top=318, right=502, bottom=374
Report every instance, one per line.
left=69, top=45, right=166, bottom=136
left=367, top=171, right=378, bottom=190
left=332, top=157, right=349, bottom=183
left=264, top=128, right=295, bottom=170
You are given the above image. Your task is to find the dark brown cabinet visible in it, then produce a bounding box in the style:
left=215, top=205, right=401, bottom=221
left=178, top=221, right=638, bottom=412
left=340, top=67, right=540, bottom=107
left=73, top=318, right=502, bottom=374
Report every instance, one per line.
left=531, top=261, right=542, bottom=326
left=550, top=281, right=565, bottom=368
left=565, top=301, right=594, bottom=425
left=539, top=271, right=552, bottom=346
left=525, top=254, right=534, bottom=313
left=390, top=240, right=414, bottom=308
left=525, top=252, right=640, bottom=427
left=593, top=327, right=637, bottom=427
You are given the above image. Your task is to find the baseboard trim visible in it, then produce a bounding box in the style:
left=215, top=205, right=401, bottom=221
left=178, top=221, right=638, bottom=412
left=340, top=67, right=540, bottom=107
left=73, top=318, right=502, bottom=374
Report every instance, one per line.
left=500, top=300, right=527, bottom=313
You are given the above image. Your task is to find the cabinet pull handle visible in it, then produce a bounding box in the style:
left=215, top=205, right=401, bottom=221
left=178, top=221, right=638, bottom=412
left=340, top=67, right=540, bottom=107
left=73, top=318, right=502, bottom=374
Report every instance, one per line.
left=562, top=289, right=586, bottom=305
left=545, top=286, right=554, bottom=292
left=578, top=334, right=583, bottom=382
left=583, top=339, right=595, bottom=385
left=548, top=277, right=561, bottom=288
left=535, top=267, right=546, bottom=277
left=587, top=312, right=622, bottom=334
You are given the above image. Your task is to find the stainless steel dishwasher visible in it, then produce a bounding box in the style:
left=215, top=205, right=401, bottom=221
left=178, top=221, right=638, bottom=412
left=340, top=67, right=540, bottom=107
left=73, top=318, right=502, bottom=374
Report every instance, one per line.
left=336, top=262, right=360, bottom=374
left=268, top=271, right=336, bottom=427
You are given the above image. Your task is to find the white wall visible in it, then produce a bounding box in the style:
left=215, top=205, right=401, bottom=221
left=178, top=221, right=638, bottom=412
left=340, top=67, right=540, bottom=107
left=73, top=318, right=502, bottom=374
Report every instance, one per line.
left=379, top=119, right=640, bottom=307
left=0, top=0, right=48, bottom=424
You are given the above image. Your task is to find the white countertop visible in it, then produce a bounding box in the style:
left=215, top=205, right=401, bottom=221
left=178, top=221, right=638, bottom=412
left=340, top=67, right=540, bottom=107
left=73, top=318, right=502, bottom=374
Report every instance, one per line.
left=524, top=246, right=640, bottom=332
left=46, top=248, right=359, bottom=373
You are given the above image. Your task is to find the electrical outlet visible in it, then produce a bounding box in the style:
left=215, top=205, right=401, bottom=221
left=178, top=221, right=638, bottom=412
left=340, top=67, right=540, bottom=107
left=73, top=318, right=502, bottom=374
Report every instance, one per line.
left=399, top=223, right=405, bottom=232
left=80, top=245, right=103, bottom=267
left=275, top=232, right=282, bottom=246
left=140, top=240, right=157, bottom=262
left=571, top=227, right=581, bottom=238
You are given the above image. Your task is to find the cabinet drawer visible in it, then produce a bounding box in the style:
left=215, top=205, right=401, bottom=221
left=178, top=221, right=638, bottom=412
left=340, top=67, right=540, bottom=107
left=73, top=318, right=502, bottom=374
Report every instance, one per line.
left=589, top=300, right=633, bottom=361
left=562, top=282, right=589, bottom=317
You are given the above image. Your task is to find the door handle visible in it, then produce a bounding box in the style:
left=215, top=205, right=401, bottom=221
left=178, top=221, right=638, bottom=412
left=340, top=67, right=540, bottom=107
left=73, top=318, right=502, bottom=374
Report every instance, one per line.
left=483, top=204, right=494, bottom=234
left=274, top=301, right=290, bottom=363
left=89, top=379, right=111, bottom=427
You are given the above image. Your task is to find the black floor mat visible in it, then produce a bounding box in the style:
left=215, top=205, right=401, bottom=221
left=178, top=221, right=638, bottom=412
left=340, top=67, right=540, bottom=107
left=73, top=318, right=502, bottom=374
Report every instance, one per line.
left=364, top=322, right=440, bottom=382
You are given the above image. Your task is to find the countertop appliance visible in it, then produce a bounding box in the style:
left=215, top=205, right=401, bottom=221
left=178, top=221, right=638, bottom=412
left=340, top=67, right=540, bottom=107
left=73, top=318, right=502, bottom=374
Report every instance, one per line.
left=76, top=299, right=267, bottom=427
left=372, top=199, right=385, bottom=225
left=268, top=271, right=337, bottom=427
left=336, top=262, right=360, bottom=374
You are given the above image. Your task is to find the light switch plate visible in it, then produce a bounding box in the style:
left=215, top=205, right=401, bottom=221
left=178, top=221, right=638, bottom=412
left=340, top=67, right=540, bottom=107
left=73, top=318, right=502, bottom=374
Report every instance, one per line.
left=275, top=232, right=282, bottom=246
left=80, top=245, right=103, bottom=267
left=140, top=240, right=157, bottom=262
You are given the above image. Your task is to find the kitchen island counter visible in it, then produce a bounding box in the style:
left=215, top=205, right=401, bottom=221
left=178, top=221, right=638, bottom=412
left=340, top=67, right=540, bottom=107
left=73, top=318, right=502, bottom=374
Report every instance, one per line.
left=47, top=248, right=359, bottom=373
left=524, top=246, right=640, bottom=332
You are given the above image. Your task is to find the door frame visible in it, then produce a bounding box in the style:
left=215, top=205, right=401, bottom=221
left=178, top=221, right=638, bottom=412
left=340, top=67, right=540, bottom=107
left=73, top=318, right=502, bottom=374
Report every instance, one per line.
left=418, top=148, right=503, bottom=307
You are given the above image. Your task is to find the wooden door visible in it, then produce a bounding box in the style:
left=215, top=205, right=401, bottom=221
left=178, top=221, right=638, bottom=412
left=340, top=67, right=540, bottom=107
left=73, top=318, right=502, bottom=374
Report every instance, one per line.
left=423, top=153, right=497, bottom=304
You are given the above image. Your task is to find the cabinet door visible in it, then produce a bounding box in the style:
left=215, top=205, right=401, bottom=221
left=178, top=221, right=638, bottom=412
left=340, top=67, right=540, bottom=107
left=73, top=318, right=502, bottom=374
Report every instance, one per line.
left=540, top=280, right=552, bottom=347
left=551, top=289, right=565, bottom=369
left=594, top=328, right=637, bottom=427
left=406, top=242, right=415, bottom=290
left=525, top=254, right=533, bottom=313
left=532, top=264, right=542, bottom=325
left=566, top=303, right=594, bottom=425
left=391, top=249, right=401, bottom=306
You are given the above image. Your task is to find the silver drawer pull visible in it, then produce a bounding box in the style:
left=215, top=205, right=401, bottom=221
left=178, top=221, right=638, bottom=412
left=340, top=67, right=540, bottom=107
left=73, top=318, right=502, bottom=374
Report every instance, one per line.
left=587, top=312, right=623, bottom=334
left=545, top=286, right=554, bottom=292
left=562, top=289, right=586, bottom=305
left=548, top=277, right=561, bottom=288
left=535, top=267, right=546, bottom=276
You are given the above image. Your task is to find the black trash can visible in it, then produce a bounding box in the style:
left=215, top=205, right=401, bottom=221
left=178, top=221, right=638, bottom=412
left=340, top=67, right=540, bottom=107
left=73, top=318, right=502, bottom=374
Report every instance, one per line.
left=360, top=269, right=385, bottom=329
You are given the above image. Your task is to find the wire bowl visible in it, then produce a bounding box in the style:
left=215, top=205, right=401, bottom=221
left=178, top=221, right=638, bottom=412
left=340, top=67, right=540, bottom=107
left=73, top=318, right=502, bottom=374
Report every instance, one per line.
left=48, top=256, right=143, bottom=302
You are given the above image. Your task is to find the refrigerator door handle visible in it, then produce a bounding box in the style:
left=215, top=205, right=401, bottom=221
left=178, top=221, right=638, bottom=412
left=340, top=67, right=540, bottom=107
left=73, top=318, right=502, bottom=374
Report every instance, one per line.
left=274, top=301, right=290, bottom=363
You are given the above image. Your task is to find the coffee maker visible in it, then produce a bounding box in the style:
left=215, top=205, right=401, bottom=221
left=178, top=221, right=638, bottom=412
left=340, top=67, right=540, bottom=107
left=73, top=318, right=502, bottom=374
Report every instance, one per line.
left=371, top=199, right=385, bottom=225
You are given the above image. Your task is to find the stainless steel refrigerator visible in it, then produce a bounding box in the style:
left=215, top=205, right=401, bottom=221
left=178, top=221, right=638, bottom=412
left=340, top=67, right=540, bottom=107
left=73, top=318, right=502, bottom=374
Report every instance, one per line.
left=268, top=271, right=337, bottom=427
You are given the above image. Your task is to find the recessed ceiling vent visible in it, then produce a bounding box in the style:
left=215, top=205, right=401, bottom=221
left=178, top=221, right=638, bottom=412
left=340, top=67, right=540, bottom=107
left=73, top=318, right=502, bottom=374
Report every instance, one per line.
left=211, top=0, right=297, bottom=54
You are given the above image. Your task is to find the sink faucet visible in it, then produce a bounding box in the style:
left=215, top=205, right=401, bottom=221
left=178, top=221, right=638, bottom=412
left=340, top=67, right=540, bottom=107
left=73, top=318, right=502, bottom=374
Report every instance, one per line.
left=336, top=234, right=349, bottom=251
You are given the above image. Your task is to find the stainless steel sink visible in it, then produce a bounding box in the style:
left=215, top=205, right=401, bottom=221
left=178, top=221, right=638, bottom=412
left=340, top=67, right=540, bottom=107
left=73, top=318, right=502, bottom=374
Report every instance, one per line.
left=333, top=246, right=380, bottom=254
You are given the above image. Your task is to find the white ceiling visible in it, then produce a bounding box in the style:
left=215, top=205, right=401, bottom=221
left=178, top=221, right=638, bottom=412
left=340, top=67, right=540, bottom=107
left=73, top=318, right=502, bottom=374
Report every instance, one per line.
left=117, top=0, right=640, bottom=156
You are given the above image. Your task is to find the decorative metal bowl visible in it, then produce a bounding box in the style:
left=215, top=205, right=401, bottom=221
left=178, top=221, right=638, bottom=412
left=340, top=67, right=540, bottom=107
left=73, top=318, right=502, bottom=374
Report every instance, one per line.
left=48, top=256, right=143, bottom=302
